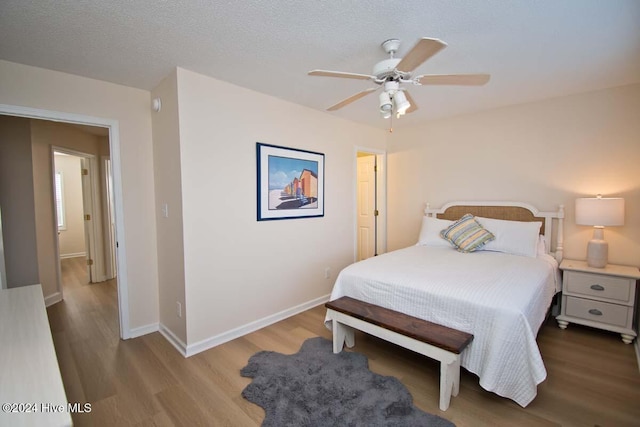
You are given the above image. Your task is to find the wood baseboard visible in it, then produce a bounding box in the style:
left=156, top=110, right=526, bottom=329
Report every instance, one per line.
left=183, top=294, right=330, bottom=357
left=159, top=323, right=187, bottom=356
left=129, top=322, right=159, bottom=339
left=59, top=252, right=86, bottom=259
left=44, top=291, right=62, bottom=307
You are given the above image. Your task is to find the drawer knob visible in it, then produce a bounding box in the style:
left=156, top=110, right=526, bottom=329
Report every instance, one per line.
left=588, top=308, right=603, bottom=316
left=590, top=284, right=605, bottom=291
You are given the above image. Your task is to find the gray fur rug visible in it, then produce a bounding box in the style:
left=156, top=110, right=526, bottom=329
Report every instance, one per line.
left=241, top=337, right=455, bottom=426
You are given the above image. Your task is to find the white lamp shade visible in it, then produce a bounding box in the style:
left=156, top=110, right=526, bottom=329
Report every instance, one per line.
left=393, top=91, right=410, bottom=115
left=379, top=91, right=392, bottom=113
left=575, top=197, right=624, bottom=227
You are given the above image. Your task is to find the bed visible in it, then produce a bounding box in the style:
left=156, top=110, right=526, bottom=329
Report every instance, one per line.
left=325, top=201, right=565, bottom=407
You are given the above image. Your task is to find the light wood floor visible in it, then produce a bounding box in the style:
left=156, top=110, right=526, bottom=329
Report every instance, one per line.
left=48, top=257, right=640, bottom=426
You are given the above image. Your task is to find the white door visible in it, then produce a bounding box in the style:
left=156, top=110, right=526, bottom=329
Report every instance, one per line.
left=356, top=154, right=377, bottom=261
left=80, top=158, right=98, bottom=283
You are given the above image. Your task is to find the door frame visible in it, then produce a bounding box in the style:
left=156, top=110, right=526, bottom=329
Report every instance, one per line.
left=353, top=146, right=387, bottom=261
left=0, top=103, right=131, bottom=339
left=102, top=156, right=117, bottom=280
left=52, top=147, right=103, bottom=284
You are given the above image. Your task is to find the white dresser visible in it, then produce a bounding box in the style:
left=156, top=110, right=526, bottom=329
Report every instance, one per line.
left=0, top=285, right=72, bottom=426
left=557, top=259, right=640, bottom=344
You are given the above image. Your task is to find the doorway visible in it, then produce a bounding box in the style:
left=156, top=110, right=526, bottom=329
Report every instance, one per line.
left=53, top=151, right=88, bottom=280
left=0, top=103, right=131, bottom=339
left=355, top=148, right=387, bottom=261
left=53, top=148, right=105, bottom=285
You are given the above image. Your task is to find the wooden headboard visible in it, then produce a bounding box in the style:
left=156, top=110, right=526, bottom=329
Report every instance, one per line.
left=425, top=201, right=565, bottom=262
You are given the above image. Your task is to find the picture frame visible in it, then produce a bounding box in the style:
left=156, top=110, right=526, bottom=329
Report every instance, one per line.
left=256, top=143, right=325, bottom=221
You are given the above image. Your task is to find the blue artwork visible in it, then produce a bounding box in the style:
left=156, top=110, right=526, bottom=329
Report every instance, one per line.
left=257, top=143, right=324, bottom=221
left=267, top=155, right=319, bottom=210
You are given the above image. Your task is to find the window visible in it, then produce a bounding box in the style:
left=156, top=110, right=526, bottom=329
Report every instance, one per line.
left=55, top=171, right=66, bottom=230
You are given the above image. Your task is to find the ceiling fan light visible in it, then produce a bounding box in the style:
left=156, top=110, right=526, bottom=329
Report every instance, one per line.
left=379, top=91, right=392, bottom=112
left=383, top=80, right=400, bottom=93
left=381, top=110, right=391, bottom=119
left=394, top=91, right=410, bottom=115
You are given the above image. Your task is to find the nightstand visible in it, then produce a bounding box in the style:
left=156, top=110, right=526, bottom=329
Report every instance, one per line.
left=556, top=259, right=640, bottom=344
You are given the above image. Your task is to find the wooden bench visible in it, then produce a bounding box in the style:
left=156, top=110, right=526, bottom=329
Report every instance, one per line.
left=325, top=296, right=473, bottom=411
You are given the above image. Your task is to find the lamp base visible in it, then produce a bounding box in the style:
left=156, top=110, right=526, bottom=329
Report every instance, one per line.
left=586, top=235, right=608, bottom=268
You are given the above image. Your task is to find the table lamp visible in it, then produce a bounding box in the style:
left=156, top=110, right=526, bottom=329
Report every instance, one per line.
left=575, top=195, right=624, bottom=268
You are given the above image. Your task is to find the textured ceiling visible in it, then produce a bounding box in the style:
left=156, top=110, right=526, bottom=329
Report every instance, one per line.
left=1, top=0, right=639, bottom=129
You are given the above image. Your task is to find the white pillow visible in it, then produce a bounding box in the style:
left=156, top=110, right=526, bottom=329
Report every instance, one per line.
left=475, top=216, right=542, bottom=258
left=417, top=216, right=454, bottom=248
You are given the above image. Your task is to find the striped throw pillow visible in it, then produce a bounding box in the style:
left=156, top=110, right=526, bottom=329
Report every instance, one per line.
left=440, top=213, right=495, bottom=253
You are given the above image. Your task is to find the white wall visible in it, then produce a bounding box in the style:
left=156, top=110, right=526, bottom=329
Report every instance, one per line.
left=173, top=68, right=387, bottom=346
left=151, top=69, right=187, bottom=344
left=0, top=60, right=159, bottom=332
left=54, top=153, right=85, bottom=257
left=387, top=83, right=640, bottom=267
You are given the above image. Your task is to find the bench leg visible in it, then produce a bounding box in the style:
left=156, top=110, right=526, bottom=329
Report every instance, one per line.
left=332, top=320, right=355, bottom=353
left=451, top=358, right=461, bottom=397
left=439, top=357, right=460, bottom=411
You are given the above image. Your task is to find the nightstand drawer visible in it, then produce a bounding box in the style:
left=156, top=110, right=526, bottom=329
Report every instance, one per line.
left=565, top=271, right=632, bottom=303
left=564, top=296, right=630, bottom=327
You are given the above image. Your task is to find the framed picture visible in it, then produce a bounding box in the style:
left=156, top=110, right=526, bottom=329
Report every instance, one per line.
left=256, top=143, right=325, bottom=221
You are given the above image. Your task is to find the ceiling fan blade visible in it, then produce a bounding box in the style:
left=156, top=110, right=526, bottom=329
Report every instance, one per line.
left=327, top=88, right=378, bottom=111
left=403, top=91, right=419, bottom=114
left=396, top=38, right=447, bottom=72
left=415, top=74, right=491, bottom=86
left=309, top=70, right=376, bottom=80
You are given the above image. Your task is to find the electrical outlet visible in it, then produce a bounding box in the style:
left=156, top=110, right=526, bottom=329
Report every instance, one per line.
left=176, top=301, right=182, bottom=318
left=324, top=267, right=331, bottom=279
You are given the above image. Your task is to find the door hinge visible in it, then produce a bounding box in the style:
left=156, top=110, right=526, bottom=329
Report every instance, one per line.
left=374, top=165, right=378, bottom=172
left=374, top=209, right=379, bottom=216
left=82, top=168, right=89, bottom=176
left=86, top=259, right=94, bottom=266
left=85, top=214, right=91, bottom=221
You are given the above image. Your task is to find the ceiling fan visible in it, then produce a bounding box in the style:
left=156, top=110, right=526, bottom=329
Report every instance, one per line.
left=308, top=38, right=490, bottom=120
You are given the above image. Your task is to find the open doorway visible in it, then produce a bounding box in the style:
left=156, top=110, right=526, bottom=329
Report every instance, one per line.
left=0, top=103, right=131, bottom=339
left=53, top=147, right=111, bottom=288
left=355, top=148, right=387, bottom=261
left=53, top=151, right=89, bottom=283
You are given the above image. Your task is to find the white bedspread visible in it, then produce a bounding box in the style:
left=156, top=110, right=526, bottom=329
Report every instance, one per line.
left=325, top=245, right=560, bottom=407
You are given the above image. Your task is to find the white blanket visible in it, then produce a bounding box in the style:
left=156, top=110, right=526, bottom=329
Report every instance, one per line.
left=325, top=245, right=559, bottom=407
